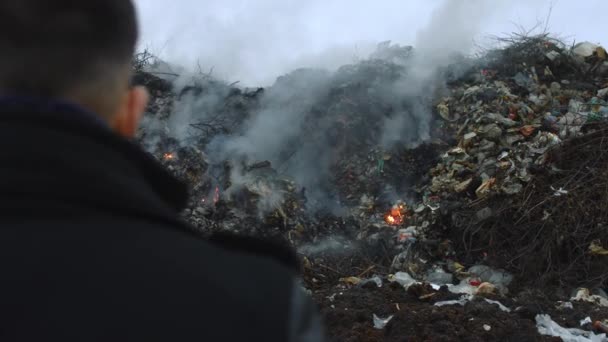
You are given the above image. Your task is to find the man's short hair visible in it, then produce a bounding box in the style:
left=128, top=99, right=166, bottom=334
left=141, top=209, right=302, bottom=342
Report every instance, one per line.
left=0, top=0, right=138, bottom=113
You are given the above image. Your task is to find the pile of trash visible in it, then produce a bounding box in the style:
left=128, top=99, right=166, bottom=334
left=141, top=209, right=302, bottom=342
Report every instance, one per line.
left=134, top=35, right=608, bottom=341
left=402, top=36, right=608, bottom=291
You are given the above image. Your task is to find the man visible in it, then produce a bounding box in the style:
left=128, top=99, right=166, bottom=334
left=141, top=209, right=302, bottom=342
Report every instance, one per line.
left=0, top=1, right=323, bottom=341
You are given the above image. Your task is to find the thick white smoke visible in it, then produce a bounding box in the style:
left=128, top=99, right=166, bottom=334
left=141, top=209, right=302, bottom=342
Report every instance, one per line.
left=132, top=0, right=606, bottom=86
left=139, top=0, right=601, bottom=214
left=135, top=0, right=433, bottom=86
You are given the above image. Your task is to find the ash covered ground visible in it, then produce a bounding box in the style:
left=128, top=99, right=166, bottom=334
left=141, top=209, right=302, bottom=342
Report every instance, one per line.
left=134, top=36, right=608, bottom=341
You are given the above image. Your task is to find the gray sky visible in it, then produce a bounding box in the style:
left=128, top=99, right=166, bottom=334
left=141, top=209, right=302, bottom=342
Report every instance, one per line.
left=135, top=0, right=607, bottom=85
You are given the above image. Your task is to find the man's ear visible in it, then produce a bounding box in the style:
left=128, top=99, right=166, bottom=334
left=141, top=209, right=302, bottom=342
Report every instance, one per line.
left=111, top=86, right=149, bottom=138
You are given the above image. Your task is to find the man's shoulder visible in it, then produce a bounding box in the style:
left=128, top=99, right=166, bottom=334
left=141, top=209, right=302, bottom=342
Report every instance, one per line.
left=0, top=219, right=299, bottom=341
left=6, top=219, right=297, bottom=316
left=105, top=218, right=297, bottom=276
left=6, top=218, right=297, bottom=284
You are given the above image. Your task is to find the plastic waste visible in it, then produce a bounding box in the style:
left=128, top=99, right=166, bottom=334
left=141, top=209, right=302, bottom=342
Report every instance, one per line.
left=569, top=99, right=586, bottom=113
left=448, top=279, right=500, bottom=296
left=485, top=299, right=511, bottom=312
left=359, top=276, right=383, bottom=288
left=572, top=288, right=608, bottom=307
left=572, top=42, right=600, bottom=58
left=551, top=186, right=569, bottom=197
left=546, top=51, right=561, bottom=61
left=513, top=72, right=536, bottom=90
left=448, top=279, right=478, bottom=295
left=373, top=314, right=394, bottom=329
left=390, top=272, right=418, bottom=289
left=434, top=295, right=511, bottom=314
left=426, top=269, right=454, bottom=286
left=468, top=265, right=513, bottom=292
left=435, top=295, right=471, bottom=307
left=557, top=301, right=574, bottom=310
left=397, top=227, right=418, bottom=243
left=536, top=314, right=607, bottom=342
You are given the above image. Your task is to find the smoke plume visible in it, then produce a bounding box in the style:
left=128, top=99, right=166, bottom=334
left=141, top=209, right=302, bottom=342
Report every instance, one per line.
left=141, top=0, right=549, bottom=213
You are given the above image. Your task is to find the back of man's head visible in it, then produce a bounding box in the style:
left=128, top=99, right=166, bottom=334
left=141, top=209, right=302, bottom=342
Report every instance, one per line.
left=0, top=0, right=147, bottom=133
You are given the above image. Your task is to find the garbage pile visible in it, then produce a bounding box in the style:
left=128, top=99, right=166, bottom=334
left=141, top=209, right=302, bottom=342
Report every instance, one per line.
left=134, top=44, right=444, bottom=237
left=417, top=36, right=608, bottom=290
left=133, top=35, right=608, bottom=341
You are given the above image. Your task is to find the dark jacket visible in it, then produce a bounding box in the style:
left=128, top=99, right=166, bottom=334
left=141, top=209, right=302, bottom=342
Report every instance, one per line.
left=0, top=100, right=323, bottom=341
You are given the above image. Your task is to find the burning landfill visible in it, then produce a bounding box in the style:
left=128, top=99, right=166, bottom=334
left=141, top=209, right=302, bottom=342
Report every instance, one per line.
left=134, top=34, right=608, bottom=341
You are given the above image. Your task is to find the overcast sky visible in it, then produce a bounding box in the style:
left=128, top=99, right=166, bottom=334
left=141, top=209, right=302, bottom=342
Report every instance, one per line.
left=135, top=0, right=607, bottom=86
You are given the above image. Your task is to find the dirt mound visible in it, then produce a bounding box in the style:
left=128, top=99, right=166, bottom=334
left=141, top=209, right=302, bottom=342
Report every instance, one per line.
left=312, top=283, right=597, bottom=341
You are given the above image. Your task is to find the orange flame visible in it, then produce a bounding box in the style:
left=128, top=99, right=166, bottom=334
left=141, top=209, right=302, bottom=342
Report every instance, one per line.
left=384, top=203, right=409, bottom=226
left=163, top=152, right=175, bottom=161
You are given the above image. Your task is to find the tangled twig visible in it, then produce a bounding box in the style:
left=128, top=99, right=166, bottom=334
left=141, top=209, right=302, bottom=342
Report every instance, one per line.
left=456, top=124, right=608, bottom=289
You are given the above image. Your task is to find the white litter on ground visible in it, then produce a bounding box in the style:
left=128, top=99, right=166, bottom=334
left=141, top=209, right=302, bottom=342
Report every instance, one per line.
left=536, top=314, right=607, bottom=342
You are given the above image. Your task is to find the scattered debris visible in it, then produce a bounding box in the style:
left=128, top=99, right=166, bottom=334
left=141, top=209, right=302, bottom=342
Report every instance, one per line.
left=435, top=296, right=471, bottom=307
left=448, top=280, right=479, bottom=296
left=389, top=272, right=419, bottom=290
left=572, top=288, right=608, bottom=307
left=595, top=321, right=608, bottom=335
left=340, top=277, right=362, bottom=286
left=589, top=240, right=608, bottom=256
left=373, top=314, right=394, bottom=329
left=557, top=301, right=575, bottom=310
left=485, top=299, right=511, bottom=313
left=536, top=314, right=607, bottom=342
left=359, top=276, right=383, bottom=288
left=551, top=186, right=569, bottom=197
